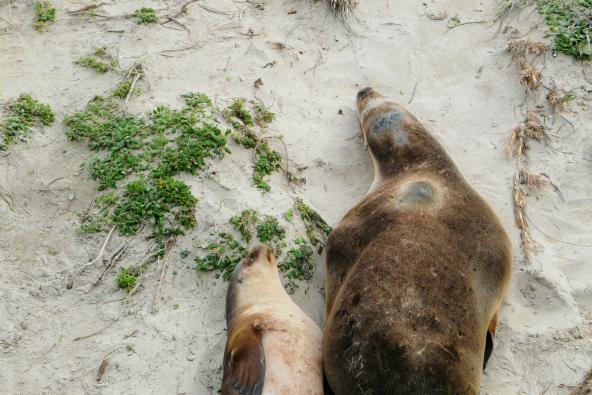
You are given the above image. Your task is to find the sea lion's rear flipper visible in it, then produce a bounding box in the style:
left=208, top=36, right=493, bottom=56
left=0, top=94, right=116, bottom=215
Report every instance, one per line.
left=222, top=327, right=266, bottom=395
left=483, top=310, right=499, bottom=370
left=323, top=373, right=336, bottom=395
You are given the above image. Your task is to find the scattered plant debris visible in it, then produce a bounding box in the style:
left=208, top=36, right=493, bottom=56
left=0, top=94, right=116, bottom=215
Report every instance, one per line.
left=506, top=110, right=550, bottom=261
left=0, top=94, right=55, bottom=150
left=546, top=88, right=576, bottom=111
left=322, top=0, right=358, bottom=20
left=34, top=1, right=56, bottom=31
left=495, top=0, right=532, bottom=23
left=507, top=39, right=549, bottom=91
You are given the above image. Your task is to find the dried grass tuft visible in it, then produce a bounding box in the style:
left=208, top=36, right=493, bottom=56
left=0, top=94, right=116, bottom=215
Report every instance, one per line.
left=512, top=173, right=543, bottom=258
left=519, top=169, right=550, bottom=189
left=495, top=0, right=532, bottom=22
left=524, top=110, right=545, bottom=141
left=321, top=0, right=359, bottom=19
left=507, top=39, right=548, bottom=91
left=546, top=89, right=561, bottom=109
left=507, top=39, right=549, bottom=57
left=506, top=110, right=546, bottom=157
left=519, top=63, right=543, bottom=90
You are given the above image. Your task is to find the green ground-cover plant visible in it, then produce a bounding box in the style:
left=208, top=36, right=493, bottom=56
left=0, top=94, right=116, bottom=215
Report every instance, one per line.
left=135, top=7, right=157, bottom=24
left=279, top=237, right=314, bottom=293
left=34, top=2, right=56, bottom=31
left=75, top=48, right=117, bottom=74
left=255, top=104, right=276, bottom=126
left=294, top=198, right=332, bottom=247
left=229, top=209, right=258, bottom=243
left=226, top=100, right=287, bottom=191
left=76, top=56, right=110, bottom=73
left=256, top=215, right=286, bottom=254
left=116, top=266, right=141, bottom=293
left=65, top=93, right=229, bottom=251
left=196, top=206, right=329, bottom=293
left=194, top=233, right=249, bottom=280
left=0, top=94, right=55, bottom=150
left=537, top=0, right=592, bottom=60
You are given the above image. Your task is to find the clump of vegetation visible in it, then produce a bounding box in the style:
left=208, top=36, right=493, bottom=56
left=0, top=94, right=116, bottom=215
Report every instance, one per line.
left=225, top=99, right=298, bottom=192
left=111, top=81, right=133, bottom=99
left=111, top=177, right=197, bottom=238
left=0, top=94, right=55, bottom=150
left=283, top=209, right=294, bottom=222
left=229, top=209, right=258, bottom=243
left=279, top=237, right=314, bottom=294
left=75, top=56, right=110, bottom=73
left=294, top=198, right=332, bottom=247
left=252, top=143, right=283, bottom=191
left=506, top=39, right=548, bottom=91
left=183, top=92, right=212, bottom=109
left=194, top=233, right=249, bottom=280
left=226, top=98, right=254, bottom=128
left=75, top=48, right=116, bottom=74
left=196, top=208, right=326, bottom=292
left=78, top=217, right=104, bottom=234
left=506, top=110, right=547, bottom=157
left=255, top=103, right=276, bottom=126
left=65, top=92, right=229, bottom=251
left=34, top=1, right=56, bottom=31
left=135, top=7, right=157, bottom=24
left=537, top=0, right=592, bottom=60
left=117, top=266, right=141, bottom=293
left=111, top=63, right=144, bottom=100
left=256, top=215, right=286, bottom=254
left=546, top=89, right=576, bottom=111
left=505, top=109, right=550, bottom=261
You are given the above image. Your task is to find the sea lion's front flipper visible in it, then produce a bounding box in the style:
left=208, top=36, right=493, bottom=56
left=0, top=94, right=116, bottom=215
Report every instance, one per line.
left=222, top=326, right=266, bottom=395
left=483, top=310, right=499, bottom=370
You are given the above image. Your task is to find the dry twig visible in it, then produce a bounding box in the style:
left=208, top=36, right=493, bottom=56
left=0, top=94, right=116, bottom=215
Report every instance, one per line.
left=67, top=226, right=116, bottom=289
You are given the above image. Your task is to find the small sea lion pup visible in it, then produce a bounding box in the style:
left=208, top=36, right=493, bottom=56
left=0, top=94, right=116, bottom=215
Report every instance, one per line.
left=323, top=88, right=512, bottom=394
left=222, top=245, right=323, bottom=395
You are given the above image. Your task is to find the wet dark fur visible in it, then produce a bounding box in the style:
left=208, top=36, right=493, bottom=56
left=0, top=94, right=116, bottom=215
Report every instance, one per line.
left=323, top=89, right=512, bottom=395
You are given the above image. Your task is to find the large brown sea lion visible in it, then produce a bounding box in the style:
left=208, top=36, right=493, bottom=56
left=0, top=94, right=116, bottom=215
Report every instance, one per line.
left=222, top=245, right=323, bottom=395
left=323, top=88, right=512, bottom=394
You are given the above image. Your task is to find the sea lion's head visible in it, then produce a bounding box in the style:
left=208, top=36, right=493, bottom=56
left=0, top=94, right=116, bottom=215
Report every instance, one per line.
left=230, top=244, right=278, bottom=288
left=355, top=87, right=442, bottom=178
left=242, top=244, right=276, bottom=270
left=356, top=87, right=411, bottom=149
left=226, top=245, right=279, bottom=322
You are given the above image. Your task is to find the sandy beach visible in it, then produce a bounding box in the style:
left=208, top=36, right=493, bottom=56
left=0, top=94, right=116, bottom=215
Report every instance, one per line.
left=1, top=0, right=591, bottom=393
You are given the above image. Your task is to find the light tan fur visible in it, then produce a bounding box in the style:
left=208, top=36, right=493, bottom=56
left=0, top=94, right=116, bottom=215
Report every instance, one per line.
left=222, top=246, right=323, bottom=395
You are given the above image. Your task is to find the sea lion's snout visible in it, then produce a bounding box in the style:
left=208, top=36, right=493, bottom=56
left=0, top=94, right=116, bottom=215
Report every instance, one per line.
left=356, top=87, right=387, bottom=124
left=357, top=86, right=374, bottom=100
left=244, top=244, right=275, bottom=268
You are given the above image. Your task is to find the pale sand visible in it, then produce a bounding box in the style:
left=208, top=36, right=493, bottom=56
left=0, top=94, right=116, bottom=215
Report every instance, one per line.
left=0, top=0, right=591, bottom=393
